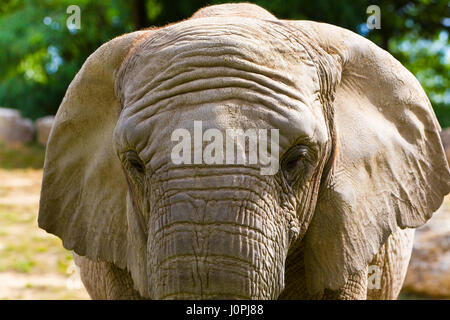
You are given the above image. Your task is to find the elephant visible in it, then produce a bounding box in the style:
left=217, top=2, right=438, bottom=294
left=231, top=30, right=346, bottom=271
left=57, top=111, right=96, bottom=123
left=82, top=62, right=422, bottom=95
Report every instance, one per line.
left=38, top=3, right=450, bottom=300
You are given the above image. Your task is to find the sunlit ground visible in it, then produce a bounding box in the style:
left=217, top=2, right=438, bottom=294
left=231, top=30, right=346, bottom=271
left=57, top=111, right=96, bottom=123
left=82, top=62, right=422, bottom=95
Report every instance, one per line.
left=0, top=167, right=89, bottom=299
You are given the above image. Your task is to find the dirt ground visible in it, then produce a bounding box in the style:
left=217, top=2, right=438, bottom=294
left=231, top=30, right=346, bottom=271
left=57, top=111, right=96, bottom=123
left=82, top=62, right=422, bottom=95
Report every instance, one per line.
left=0, top=168, right=89, bottom=299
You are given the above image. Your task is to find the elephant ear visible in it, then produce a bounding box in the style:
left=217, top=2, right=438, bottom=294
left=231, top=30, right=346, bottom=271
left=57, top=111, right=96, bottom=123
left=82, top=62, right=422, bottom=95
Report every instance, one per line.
left=38, top=31, right=149, bottom=269
left=284, top=21, right=450, bottom=294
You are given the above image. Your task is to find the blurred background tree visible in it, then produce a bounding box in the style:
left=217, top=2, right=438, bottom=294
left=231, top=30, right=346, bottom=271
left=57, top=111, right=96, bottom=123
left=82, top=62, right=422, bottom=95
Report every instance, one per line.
left=0, top=0, right=448, bottom=126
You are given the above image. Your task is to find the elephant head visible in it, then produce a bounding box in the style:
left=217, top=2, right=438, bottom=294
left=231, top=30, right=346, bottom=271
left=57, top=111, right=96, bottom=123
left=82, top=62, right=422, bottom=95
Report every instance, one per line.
left=38, top=3, right=450, bottom=299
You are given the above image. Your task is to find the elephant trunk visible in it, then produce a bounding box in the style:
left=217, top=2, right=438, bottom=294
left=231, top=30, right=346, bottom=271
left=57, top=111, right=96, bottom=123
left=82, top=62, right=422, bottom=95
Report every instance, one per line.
left=146, top=172, right=288, bottom=299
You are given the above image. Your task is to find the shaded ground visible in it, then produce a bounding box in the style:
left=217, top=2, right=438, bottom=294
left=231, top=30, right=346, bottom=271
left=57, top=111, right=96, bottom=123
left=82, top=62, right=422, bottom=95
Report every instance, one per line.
left=0, top=143, right=46, bottom=169
left=0, top=168, right=89, bottom=299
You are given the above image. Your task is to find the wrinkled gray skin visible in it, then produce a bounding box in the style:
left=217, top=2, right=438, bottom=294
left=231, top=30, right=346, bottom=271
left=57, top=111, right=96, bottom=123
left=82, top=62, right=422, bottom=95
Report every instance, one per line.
left=38, top=3, right=450, bottom=299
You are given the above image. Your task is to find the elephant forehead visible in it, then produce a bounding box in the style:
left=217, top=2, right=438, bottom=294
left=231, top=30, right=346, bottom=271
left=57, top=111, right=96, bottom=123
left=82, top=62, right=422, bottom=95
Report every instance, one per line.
left=117, top=17, right=321, bottom=113
left=114, top=17, right=328, bottom=156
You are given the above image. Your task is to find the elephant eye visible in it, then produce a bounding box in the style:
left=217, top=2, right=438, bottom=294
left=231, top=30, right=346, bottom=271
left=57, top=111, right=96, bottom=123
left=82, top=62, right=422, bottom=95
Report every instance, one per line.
left=281, top=145, right=307, bottom=182
left=125, top=150, right=146, bottom=174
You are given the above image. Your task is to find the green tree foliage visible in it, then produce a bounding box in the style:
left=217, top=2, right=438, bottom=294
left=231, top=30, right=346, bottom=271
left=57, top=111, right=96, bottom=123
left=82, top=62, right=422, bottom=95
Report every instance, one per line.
left=0, top=0, right=133, bottom=119
left=0, top=0, right=448, bottom=127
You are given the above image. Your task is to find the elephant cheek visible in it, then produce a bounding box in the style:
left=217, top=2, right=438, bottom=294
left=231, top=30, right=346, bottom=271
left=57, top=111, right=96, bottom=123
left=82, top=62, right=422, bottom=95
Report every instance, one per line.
left=145, top=189, right=289, bottom=300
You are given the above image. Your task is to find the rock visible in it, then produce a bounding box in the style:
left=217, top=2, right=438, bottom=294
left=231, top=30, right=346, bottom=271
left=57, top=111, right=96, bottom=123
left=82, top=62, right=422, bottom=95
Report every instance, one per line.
left=0, top=107, right=34, bottom=146
left=36, top=116, right=55, bottom=146
left=402, top=196, right=450, bottom=297
left=440, top=128, right=450, bottom=166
